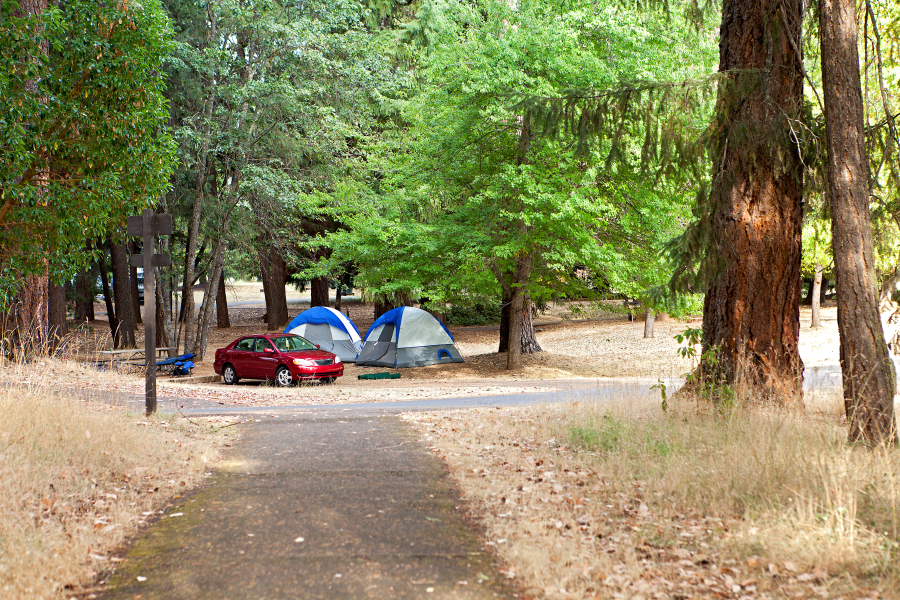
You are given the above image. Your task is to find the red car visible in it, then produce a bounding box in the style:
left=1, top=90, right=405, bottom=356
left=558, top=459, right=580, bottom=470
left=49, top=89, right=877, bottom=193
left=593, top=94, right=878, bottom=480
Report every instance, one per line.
left=213, top=334, right=343, bottom=387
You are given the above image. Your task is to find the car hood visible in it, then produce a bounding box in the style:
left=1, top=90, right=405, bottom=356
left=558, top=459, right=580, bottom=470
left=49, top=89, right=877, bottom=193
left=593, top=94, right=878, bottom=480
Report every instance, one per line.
left=284, top=350, right=338, bottom=360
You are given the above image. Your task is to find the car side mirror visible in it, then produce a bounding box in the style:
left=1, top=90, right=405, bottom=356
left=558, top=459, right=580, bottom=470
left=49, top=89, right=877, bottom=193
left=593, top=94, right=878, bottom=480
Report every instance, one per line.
left=315, top=344, right=320, bottom=349
left=264, top=347, right=274, bottom=353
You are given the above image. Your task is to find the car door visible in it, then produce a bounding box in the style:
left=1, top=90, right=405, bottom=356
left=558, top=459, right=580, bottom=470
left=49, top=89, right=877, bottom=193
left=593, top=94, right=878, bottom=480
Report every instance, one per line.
left=253, top=337, right=278, bottom=379
left=231, top=337, right=257, bottom=378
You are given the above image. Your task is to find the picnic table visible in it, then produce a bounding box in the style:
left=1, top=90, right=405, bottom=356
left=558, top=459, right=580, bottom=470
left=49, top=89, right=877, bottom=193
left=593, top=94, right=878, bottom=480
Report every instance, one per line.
left=95, top=347, right=175, bottom=368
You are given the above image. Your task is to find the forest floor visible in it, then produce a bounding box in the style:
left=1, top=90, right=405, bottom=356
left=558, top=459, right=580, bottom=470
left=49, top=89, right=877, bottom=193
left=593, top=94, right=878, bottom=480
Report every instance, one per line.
left=21, top=284, right=863, bottom=408
left=6, top=288, right=899, bottom=599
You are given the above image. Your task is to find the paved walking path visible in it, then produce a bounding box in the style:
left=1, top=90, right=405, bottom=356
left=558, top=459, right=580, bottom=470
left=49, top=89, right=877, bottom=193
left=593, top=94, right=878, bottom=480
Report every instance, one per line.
left=101, top=408, right=515, bottom=600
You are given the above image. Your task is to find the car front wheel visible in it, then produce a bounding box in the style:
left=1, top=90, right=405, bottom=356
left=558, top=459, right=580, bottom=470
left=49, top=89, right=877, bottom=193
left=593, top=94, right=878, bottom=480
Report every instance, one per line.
left=223, top=364, right=238, bottom=385
left=275, top=366, right=294, bottom=387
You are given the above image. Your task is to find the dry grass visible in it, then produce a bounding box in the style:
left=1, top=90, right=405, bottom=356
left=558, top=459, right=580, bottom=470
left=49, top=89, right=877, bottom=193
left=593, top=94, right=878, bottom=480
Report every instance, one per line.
left=404, top=392, right=900, bottom=599
left=0, top=382, right=233, bottom=599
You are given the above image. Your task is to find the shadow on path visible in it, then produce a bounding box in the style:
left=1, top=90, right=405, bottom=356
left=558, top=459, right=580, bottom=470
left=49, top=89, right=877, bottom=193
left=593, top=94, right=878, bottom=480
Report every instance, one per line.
left=101, top=410, right=515, bottom=600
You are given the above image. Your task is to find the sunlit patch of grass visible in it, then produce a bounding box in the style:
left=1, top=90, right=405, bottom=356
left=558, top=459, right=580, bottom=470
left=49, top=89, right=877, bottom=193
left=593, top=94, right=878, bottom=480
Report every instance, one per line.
left=0, top=383, right=231, bottom=598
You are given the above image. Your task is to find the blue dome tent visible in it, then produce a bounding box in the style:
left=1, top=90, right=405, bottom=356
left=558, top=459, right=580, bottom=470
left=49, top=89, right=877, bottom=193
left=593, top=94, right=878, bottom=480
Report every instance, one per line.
left=356, top=307, right=464, bottom=368
left=284, top=306, right=362, bottom=363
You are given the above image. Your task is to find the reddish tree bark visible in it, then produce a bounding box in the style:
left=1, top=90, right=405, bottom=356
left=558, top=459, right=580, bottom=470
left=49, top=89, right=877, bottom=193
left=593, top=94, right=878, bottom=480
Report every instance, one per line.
left=701, top=0, right=805, bottom=401
left=310, top=276, right=329, bottom=307
left=820, top=0, right=897, bottom=445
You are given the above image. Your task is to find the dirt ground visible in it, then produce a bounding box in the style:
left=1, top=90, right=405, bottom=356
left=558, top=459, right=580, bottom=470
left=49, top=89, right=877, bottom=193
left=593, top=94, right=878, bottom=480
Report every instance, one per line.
left=34, top=283, right=880, bottom=407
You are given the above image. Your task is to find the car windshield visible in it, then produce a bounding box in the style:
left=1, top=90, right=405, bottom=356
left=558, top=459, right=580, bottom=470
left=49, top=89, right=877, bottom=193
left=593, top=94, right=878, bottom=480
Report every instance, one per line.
left=270, top=335, right=316, bottom=352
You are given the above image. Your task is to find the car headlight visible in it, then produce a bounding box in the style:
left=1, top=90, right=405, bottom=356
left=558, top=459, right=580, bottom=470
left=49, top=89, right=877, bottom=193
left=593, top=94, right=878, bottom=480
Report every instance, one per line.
left=292, top=358, right=315, bottom=366
left=333, top=355, right=341, bottom=364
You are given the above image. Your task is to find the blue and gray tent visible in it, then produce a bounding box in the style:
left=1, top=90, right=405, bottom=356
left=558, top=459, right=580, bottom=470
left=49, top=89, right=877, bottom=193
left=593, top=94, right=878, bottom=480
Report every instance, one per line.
left=356, top=306, right=464, bottom=368
left=284, top=306, right=362, bottom=363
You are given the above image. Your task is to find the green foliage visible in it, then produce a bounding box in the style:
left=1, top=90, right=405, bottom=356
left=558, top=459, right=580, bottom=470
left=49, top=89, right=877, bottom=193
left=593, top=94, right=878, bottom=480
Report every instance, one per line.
left=446, top=300, right=503, bottom=326
left=327, top=0, right=718, bottom=313
left=0, top=0, right=175, bottom=298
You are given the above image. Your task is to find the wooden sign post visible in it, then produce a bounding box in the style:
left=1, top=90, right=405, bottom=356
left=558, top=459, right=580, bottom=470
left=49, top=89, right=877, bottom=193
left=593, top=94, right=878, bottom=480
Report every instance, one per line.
left=127, top=209, right=172, bottom=415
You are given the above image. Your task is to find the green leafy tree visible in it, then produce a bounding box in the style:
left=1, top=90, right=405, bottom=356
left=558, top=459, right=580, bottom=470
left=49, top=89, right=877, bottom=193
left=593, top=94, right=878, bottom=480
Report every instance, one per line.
left=0, top=0, right=175, bottom=351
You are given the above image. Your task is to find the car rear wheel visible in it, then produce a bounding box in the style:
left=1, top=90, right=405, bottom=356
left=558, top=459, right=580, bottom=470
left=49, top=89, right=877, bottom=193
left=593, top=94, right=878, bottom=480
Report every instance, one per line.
left=275, top=366, right=294, bottom=387
left=223, top=364, right=238, bottom=385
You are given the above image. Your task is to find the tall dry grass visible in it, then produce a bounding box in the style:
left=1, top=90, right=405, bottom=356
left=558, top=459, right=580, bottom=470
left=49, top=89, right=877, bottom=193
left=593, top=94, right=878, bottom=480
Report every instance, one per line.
left=0, top=383, right=228, bottom=599
left=406, top=390, right=900, bottom=597
left=560, top=393, right=900, bottom=578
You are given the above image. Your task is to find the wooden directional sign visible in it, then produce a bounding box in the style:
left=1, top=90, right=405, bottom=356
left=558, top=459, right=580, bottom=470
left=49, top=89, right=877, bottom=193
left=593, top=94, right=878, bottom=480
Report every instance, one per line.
left=127, top=209, right=173, bottom=415
left=127, top=213, right=172, bottom=236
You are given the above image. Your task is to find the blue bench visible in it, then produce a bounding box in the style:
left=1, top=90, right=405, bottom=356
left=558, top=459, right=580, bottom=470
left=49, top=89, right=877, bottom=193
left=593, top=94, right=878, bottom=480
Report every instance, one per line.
left=155, top=353, right=196, bottom=376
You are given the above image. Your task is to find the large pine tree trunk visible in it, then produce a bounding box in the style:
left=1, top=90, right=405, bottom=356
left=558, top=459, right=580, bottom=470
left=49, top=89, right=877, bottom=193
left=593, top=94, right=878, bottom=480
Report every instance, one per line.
left=701, top=0, right=805, bottom=401
left=310, top=276, right=329, bottom=307
left=820, top=0, right=897, bottom=445
left=110, top=241, right=136, bottom=348
left=259, top=242, right=288, bottom=330
left=811, top=264, right=823, bottom=328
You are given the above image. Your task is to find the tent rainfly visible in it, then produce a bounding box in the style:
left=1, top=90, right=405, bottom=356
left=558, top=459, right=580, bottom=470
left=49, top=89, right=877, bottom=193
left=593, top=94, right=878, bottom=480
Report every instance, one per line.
left=283, top=306, right=362, bottom=363
left=356, top=306, right=464, bottom=368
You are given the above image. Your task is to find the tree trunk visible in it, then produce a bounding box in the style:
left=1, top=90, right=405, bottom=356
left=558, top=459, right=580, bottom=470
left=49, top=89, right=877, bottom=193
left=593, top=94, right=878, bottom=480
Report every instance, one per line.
left=194, top=241, right=225, bottom=360
left=335, top=285, right=342, bottom=312
left=110, top=241, right=136, bottom=349
left=156, top=269, right=174, bottom=356
left=48, top=279, right=67, bottom=348
left=1, top=0, right=50, bottom=357
left=181, top=101, right=215, bottom=352
left=820, top=0, right=897, bottom=445
left=98, top=249, right=118, bottom=341
left=259, top=241, right=288, bottom=330
left=801, top=278, right=814, bottom=305
left=644, top=308, right=655, bottom=338
left=310, top=276, right=329, bottom=307
left=499, top=288, right=511, bottom=353
left=521, top=294, right=542, bottom=354
left=701, top=0, right=805, bottom=401
left=811, top=264, right=823, bottom=328
left=2, top=273, right=49, bottom=357
left=216, top=269, right=230, bottom=328
left=507, top=253, right=533, bottom=369
left=129, top=240, right=142, bottom=324
left=374, top=297, right=394, bottom=320
left=74, top=264, right=93, bottom=322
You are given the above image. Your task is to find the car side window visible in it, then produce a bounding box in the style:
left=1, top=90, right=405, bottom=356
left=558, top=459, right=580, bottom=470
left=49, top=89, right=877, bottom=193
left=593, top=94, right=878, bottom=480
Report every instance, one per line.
left=255, top=338, right=274, bottom=353
left=235, top=338, right=255, bottom=351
